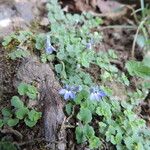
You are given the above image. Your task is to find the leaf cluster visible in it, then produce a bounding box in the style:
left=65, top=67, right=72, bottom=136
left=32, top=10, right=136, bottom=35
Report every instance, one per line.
left=0, top=83, right=41, bottom=128
left=66, top=90, right=150, bottom=150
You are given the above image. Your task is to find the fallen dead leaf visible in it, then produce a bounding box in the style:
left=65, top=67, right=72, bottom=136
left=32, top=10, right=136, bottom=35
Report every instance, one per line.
left=74, top=0, right=91, bottom=12
left=96, top=0, right=124, bottom=13
left=92, top=0, right=128, bottom=20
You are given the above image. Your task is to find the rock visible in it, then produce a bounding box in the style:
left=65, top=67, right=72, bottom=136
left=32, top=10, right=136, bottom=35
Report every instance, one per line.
left=40, top=17, right=49, bottom=26
left=0, top=0, right=46, bottom=38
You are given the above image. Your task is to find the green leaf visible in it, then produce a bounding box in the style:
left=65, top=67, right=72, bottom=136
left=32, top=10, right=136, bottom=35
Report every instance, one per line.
left=18, top=83, right=28, bottom=96
left=55, top=64, right=63, bottom=74
left=84, top=124, right=95, bottom=138
left=110, top=135, right=116, bottom=144
left=96, top=101, right=112, bottom=119
left=56, top=52, right=66, bottom=60
left=81, top=51, right=94, bottom=68
left=9, top=49, right=30, bottom=60
left=89, top=136, right=101, bottom=149
left=47, top=54, right=55, bottom=61
left=0, top=141, right=17, bottom=150
left=41, top=54, right=47, bottom=63
left=83, top=73, right=93, bottom=85
left=105, top=125, right=116, bottom=142
left=17, top=31, right=33, bottom=43
left=65, top=103, right=73, bottom=115
left=28, top=110, right=42, bottom=122
left=11, top=96, right=24, bottom=108
left=143, top=81, right=150, bottom=89
left=24, top=118, right=37, bottom=127
left=18, top=83, right=38, bottom=99
left=2, top=37, right=12, bottom=46
left=124, top=137, right=133, bottom=149
left=99, top=122, right=107, bottom=134
left=101, top=71, right=111, bottom=80
left=75, top=126, right=87, bottom=144
left=7, top=118, right=19, bottom=127
left=74, top=90, right=88, bottom=104
left=77, top=108, right=92, bottom=124
left=115, top=132, right=123, bottom=144
left=35, top=33, right=45, bottom=50
left=1, top=108, right=12, bottom=117
left=108, top=65, right=118, bottom=73
left=125, top=60, right=150, bottom=79
left=15, top=107, right=28, bottom=120
left=143, top=54, right=150, bottom=67
left=124, top=109, right=136, bottom=121
left=108, top=49, right=118, bottom=59
left=26, top=85, right=38, bottom=100
left=121, top=73, right=130, bottom=86
left=136, top=142, right=144, bottom=150
left=60, top=61, right=67, bottom=79
left=136, top=35, right=146, bottom=48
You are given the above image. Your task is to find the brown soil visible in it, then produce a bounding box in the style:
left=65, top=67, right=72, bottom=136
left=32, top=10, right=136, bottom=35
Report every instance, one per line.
left=0, top=0, right=150, bottom=150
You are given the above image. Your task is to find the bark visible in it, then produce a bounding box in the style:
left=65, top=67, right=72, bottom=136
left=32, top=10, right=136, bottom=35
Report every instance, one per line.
left=13, top=56, right=66, bottom=150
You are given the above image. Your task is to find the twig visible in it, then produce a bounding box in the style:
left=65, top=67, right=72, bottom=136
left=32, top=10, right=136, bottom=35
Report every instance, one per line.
left=110, top=59, right=123, bottom=69
left=97, top=25, right=137, bottom=30
left=131, top=16, right=149, bottom=59
left=126, top=5, right=139, bottom=24
left=66, top=105, right=75, bottom=123
left=14, top=138, right=45, bottom=146
left=0, top=126, right=23, bottom=140
left=59, top=105, right=76, bottom=131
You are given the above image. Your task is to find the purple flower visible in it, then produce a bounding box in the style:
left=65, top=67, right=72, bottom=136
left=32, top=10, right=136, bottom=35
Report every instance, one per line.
left=90, top=86, right=106, bottom=101
left=86, top=38, right=94, bottom=49
left=59, top=85, right=82, bottom=100
left=45, top=35, right=56, bottom=54
left=72, top=85, right=82, bottom=92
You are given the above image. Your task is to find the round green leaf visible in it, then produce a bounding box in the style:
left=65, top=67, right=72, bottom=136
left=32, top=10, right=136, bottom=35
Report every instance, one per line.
left=15, top=107, right=28, bottom=120
left=77, top=108, right=92, bottom=124
left=7, top=118, right=19, bottom=127
left=11, top=96, right=24, bottom=108
left=84, top=124, right=95, bottom=138
left=17, top=83, right=28, bottom=95
left=75, top=126, right=87, bottom=144
left=28, top=110, right=42, bottom=122
left=1, top=108, right=12, bottom=117
left=89, top=136, right=101, bottom=149
left=65, top=103, right=73, bottom=115
left=24, top=118, right=37, bottom=128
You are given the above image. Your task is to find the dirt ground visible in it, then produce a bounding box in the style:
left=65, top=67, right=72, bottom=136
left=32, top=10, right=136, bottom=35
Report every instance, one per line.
left=0, top=0, right=149, bottom=150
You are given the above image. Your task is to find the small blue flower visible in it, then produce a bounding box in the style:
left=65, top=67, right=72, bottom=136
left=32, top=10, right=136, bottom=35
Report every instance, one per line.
left=45, top=35, right=56, bottom=54
left=86, top=38, right=94, bottom=49
left=59, top=85, right=82, bottom=100
left=72, top=85, right=82, bottom=93
left=89, top=86, right=106, bottom=101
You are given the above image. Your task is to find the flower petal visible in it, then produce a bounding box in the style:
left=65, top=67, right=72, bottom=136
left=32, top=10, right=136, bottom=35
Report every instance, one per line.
left=90, top=92, right=102, bottom=101
left=90, top=93, right=94, bottom=100
left=45, top=35, right=56, bottom=54
left=73, top=85, right=82, bottom=92
left=59, top=89, right=66, bottom=95
left=64, top=91, right=70, bottom=100
left=98, top=90, right=106, bottom=97
left=69, top=92, right=75, bottom=99
left=45, top=46, right=53, bottom=54
left=90, top=93, right=99, bottom=101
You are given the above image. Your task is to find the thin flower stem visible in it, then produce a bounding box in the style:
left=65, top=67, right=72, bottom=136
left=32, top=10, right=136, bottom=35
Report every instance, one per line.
left=98, top=25, right=137, bottom=30
left=131, top=16, right=149, bottom=59
left=66, top=105, right=75, bottom=123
